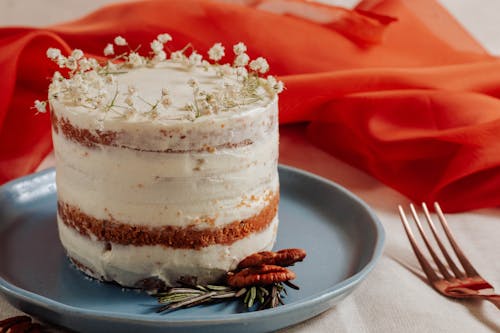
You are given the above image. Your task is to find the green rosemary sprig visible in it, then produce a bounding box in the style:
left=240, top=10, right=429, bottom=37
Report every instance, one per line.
left=153, top=277, right=298, bottom=313
left=152, top=248, right=306, bottom=313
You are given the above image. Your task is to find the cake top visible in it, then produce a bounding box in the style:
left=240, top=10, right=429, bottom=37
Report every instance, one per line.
left=37, top=35, right=283, bottom=123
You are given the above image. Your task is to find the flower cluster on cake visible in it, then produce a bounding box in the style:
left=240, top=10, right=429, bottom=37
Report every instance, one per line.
left=37, top=34, right=283, bottom=289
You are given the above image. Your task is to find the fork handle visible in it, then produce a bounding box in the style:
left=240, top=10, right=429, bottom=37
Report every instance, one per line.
left=485, top=295, right=500, bottom=310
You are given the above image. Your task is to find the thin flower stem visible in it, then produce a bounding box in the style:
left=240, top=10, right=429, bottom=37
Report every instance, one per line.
left=180, top=43, right=193, bottom=54
left=138, top=95, right=154, bottom=107
left=107, top=89, right=119, bottom=109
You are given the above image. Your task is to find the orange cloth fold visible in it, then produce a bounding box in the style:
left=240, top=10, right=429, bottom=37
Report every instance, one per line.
left=1, top=0, right=499, bottom=212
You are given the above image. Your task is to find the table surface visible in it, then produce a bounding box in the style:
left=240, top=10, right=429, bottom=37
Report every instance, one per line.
left=1, top=1, right=499, bottom=332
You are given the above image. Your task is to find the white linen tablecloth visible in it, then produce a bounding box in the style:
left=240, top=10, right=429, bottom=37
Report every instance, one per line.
left=1, top=1, right=499, bottom=332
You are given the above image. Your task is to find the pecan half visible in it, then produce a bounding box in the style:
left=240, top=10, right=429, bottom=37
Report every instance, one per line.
left=227, top=264, right=296, bottom=288
left=6, top=321, right=32, bottom=332
left=0, top=315, right=42, bottom=333
left=237, top=248, right=306, bottom=269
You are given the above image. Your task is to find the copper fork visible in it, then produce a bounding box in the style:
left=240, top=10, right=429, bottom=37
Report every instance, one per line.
left=398, top=202, right=500, bottom=309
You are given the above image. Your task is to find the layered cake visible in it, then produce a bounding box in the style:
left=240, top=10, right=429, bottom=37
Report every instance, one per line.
left=44, top=35, right=283, bottom=288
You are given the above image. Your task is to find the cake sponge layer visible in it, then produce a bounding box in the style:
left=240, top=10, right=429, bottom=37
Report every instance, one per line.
left=59, top=216, right=279, bottom=287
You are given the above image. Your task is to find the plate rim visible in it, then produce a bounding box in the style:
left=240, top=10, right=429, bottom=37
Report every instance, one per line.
left=0, top=164, right=385, bottom=325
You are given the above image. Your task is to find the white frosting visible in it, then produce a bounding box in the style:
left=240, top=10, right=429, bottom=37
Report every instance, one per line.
left=53, top=130, right=278, bottom=228
left=58, top=216, right=278, bottom=286
left=52, top=62, right=280, bottom=287
left=50, top=62, right=278, bottom=152
left=53, top=62, right=272, bottom=119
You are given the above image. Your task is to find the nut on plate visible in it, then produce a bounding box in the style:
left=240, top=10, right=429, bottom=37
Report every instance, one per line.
left=237, top=248, right=306, bottom=269
left=227, top=264, right=296, bottom=288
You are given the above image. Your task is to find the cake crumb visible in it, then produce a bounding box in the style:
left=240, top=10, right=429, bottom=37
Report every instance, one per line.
left=200, top=216, right=216, bottom=226
left=193, top=158, right=205, bottom=171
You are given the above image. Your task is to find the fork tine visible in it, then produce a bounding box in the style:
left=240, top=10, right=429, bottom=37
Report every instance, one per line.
left=421, top=203, right=465, bottom=278
left=398, top=205, right=440, bottom=283
left=434, top=202, right=479, bottom=277
left=408, top=204, right=453, bottom=280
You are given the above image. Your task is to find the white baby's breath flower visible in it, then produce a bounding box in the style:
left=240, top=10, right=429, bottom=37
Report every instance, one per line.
left=124, top=95, right=134, bottom=106
left=233, top=42, right=247, bottom=55
left=266, top=75, right=277, bottom=87
left=114, top=36, right=127, bottom=46
left=183, top=103, right=195, bottom=112
left=96, top=89, right=109, bottom=106
left=201, top=60, right=210, bottom=71
left=52, top=71, right=63, bottom=81
left=56, top=56, right=66, bottom=68
left=216, top=64, right=234, bottom=77
left=274, top=81, right=284, bottom=93
left=105, top=74, right=116, bottom=84
left=34, top=100, right=47, bottom=113
left=46, top=48, right=61, bottom=60
left=221, top=83, right=238, bottom=102
left=71, top=49, right=84, bottom=60
left=74, top=71, right=85, bottom=82
left=157, top=33, right=172, bottom=43
left=266, top=75, right=284, bottom=93
left=160, top=88, right=172, bottom=107
left=187, top=78, right=199, bottom=88
left=170, top=50, right=185, bottom=62
left=67, top=74, right=90, bottom=99
left=153, top=50, right=167, bottom=63
left=249, top=57, right=269, bottom=74
left=127, top=85, right=137, bottom=96
left=104, top=43, right=115, bottom=56
left=150, top=40, right=163, bottom=54
left=122, top=107, right=136, bottom=119
left=78, top=58, right=92, bottom=72
left=88, top=58, right=100, bottom=69
left=127, top=52, right=144, bottom=67
left=60, top=79, right=70, bottom=91
left=96, top=98, right=107, bottom=109
left=49, top=81, right=62, bottom=100
left=84, top=70, right=100, bottom=85
left=147, top=108, right=159, bottom=120
left=161, top=94, right=172, bottom=108
left=65, top=57, right=78, bottom=71
left=234, top=53, right=249, bottom=67
left=95, top=78, right=106, bottom=91
left=199, top=100, right=213, bottom=115
left=208, top=43, right=225, bottom=62
left=204, top=94, right=219, bottom=114
left=188, top=51, right=202, bottom=67
left=106, top=61, right=117, bottom=72
left=236, top=66, right=248, bottom=78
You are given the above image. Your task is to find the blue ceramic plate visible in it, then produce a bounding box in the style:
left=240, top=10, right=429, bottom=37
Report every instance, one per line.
left=0, top=165, right=384, bottom=333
